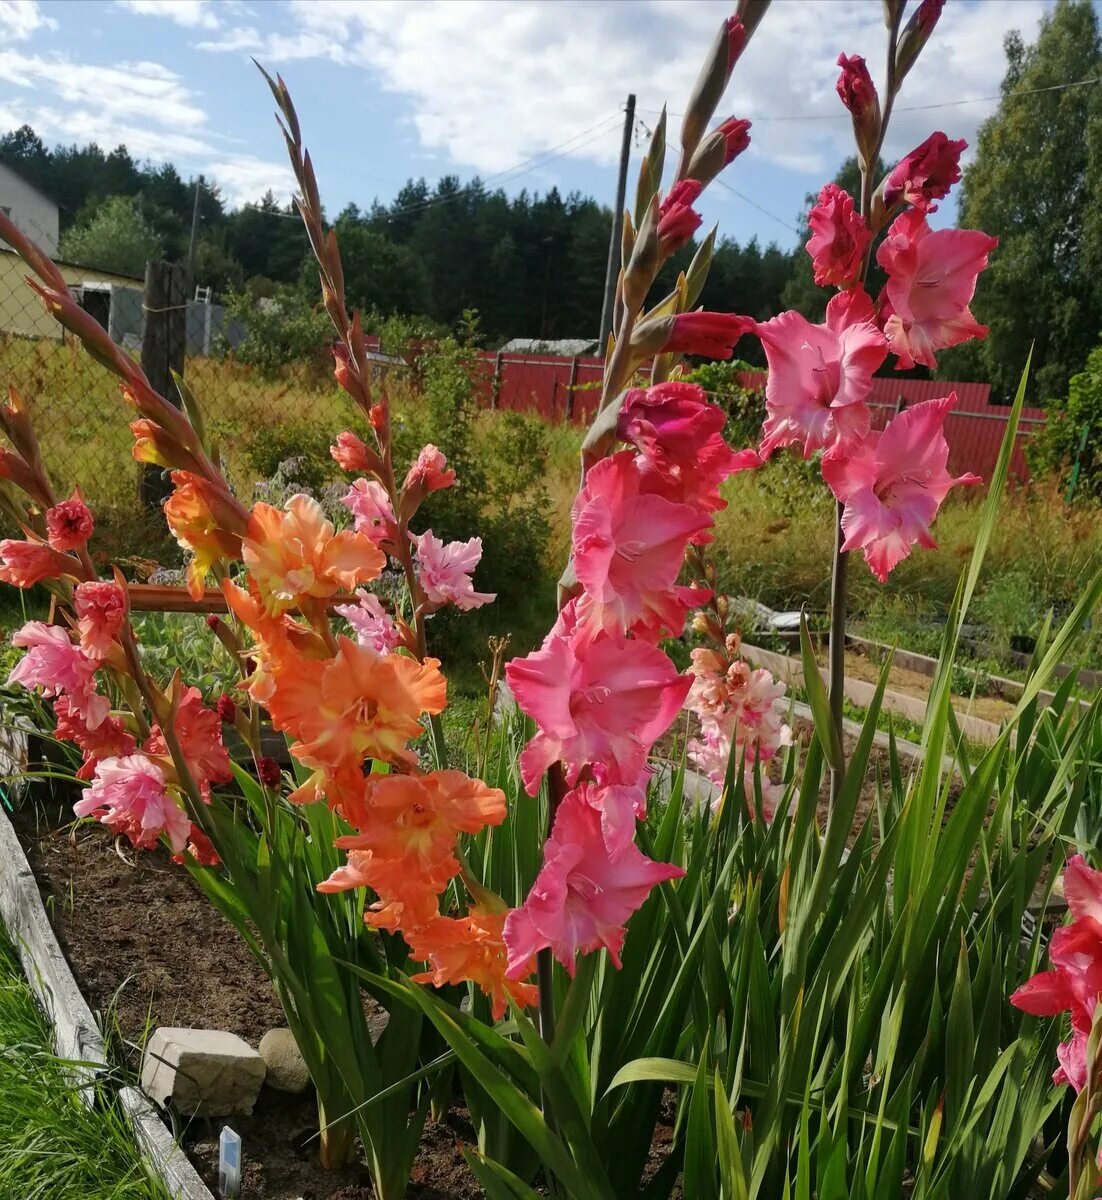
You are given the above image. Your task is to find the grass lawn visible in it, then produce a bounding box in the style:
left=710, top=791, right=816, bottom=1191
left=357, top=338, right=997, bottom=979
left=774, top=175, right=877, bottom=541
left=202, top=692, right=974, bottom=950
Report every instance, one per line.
left=0, top=926, right=170, bottom=1200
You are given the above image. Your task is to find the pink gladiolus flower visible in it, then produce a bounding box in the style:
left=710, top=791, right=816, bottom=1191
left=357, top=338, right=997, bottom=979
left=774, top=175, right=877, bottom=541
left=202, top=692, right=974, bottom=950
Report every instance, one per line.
left=330, top=430, right=378, bottom=475
left=688, top=726, right=787, bottom=821
left=45, top=488, right=94, bottom=552
left=572, top=451, right=710, bottom=641
left=661, top=311, right=747, bottom=360
left=806, top=183, right=871, bottom=288
left=72, top=580, right=126, bottom=659
left=75, top=754, right=190, bottom=853
left=836, top=54, right=879, bottom=158
left=505, top=601, right=691, bottom=794
left=144, top=685, right=232, bottom=796
left=617, top=381, right=759, bottom=522
left=335, top=590, right=401, bottom=654
left=412, top=530, right=496, bottom=612
left=9, top=621, right=108, bottom=728
left=576, top=775, right=648, bottom=861
left=0, top=539, right=77, bottom=588
left=755, top=287, right=887, bottom=460
left=876, top=209, right=997, bottom=370
left=821, top=395, right=980, bottom=581
left=1010, top=855, right=1102, bottom=1092
left=341, top=478, right=397, bottom=546
left=657, top=180, right=703, bottom=256
left=503, top=787, right=683, bottom=977
left=53, top=695, right=136, bottom=781
left=884, top=132, right=967, bottom=214
left=404, top=445, right=456, bottom=496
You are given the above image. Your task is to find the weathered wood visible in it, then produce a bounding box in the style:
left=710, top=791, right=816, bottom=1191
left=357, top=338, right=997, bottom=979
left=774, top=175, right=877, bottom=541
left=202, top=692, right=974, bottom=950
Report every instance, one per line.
left=139, top=260, right=188, bottom=509
left=0, top=806, right=215, bottom=1200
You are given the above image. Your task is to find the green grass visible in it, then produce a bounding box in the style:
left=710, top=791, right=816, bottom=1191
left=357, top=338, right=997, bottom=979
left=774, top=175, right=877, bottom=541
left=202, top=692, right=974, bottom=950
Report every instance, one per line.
left=0, top=928, right=170, bottom=1200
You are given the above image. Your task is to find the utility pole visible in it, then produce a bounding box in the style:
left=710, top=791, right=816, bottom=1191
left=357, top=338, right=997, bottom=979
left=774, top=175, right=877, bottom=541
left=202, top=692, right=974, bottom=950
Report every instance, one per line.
left=597, top=93, right=635, bottom=355
left=186, top=174, right=202, bottom=293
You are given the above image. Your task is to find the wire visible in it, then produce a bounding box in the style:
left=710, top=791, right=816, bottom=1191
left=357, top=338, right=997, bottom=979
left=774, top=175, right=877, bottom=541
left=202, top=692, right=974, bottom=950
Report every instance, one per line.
left=637, top=73, right=1102, bottom=123
left=714, top=178, right=801, bottom=235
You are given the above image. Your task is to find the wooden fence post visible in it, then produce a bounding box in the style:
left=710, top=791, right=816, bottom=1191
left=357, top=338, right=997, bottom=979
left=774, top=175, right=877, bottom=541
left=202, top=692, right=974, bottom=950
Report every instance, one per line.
left=491, top=351, right=503, bottom=411
left=566, top=355, right=579, bottom=421
left=139, top=261, right=187, bottom=508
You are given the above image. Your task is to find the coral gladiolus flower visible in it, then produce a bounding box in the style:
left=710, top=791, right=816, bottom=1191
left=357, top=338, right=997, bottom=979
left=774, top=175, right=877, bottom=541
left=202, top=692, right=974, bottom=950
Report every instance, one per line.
left=53, top=695, right=136, bottom=780
left=144, top=685, right=232, bottom=796
left=503, top=787, right=683, bottom=977
left=617, top=381, right=759, bottom=521
left=72, top=580, right=126, bottom=659
left=755, top=288, right=886, bottom=460
left=75, top=753, right=191, bottom=853
left=505, top=602, right=691, bottom=794
left=45, top=488, right=94, bottom=552
left=9, top=621, right=108, bottom=728
left=572, top=451, right=710, bottom=641
left=413, top=531, right=496, bottom=612
left=164, top=471, right=244, bottom=600
left=403, top=444, right=456, bottom=504
left=174, top=824, right=221, bottom=867
left=884, top=132, right=967, bottom=214
left=330, top=430, right=380, bottom=475
left=341, top=478, right=397, bottom=546
left=267, top=636, right=447, bottom=771
left=243, top=494, right=385, bottom=614
left=408, top=908, right=539, bottom=1021
left=1011, top=856, right=1102, bottom=1092
left=335, top=590, right=401, bottom=654
left=0, top=539, right=78, bottom=588
left=806, top=183, right=871, bottom=288
left=876, top=210, right=997, bottom=370
left=821, top=396, right=980, bottom=581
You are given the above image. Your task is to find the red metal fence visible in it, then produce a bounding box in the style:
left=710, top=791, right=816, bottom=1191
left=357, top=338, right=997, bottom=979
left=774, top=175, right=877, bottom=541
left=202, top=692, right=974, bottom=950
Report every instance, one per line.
left=468, top=351, right=1045, bottom=483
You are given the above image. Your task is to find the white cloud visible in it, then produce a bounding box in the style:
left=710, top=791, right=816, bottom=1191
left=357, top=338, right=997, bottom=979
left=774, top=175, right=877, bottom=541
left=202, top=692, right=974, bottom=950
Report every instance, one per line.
left=201, top=153, right=296, bottom=206
left=0, top=0, right=56, bottom=40
left=115, top=0, right=221, bottom=30
left=202, top=0, right=1048, bottom=186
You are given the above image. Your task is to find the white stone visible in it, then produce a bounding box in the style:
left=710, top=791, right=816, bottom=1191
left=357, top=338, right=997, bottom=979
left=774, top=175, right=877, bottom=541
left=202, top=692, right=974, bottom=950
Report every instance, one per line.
left=141, top=1028, right=266, bottom=1117
left=258, top=1028, right=310, bottom=1094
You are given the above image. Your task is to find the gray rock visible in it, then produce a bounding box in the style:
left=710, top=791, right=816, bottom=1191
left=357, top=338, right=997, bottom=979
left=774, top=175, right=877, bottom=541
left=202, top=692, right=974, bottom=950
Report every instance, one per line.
left=258, top=1028, right=310, bottom=1094
left=141, top=1028, right=265, bottom=1117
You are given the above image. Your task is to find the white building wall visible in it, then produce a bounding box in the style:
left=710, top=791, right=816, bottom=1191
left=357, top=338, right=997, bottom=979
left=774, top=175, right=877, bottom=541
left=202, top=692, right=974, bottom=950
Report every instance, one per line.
left=0, top=162, right=59, bottom=254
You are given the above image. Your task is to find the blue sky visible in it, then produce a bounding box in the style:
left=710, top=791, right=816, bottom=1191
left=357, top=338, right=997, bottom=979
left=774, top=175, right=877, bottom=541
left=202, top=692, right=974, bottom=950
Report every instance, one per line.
left=0, top=0, right=1055, bottom=250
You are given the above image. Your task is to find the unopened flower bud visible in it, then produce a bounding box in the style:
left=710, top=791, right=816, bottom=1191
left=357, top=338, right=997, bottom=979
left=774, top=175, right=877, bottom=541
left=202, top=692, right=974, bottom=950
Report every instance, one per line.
left=257, top=756, right=282, bottom=788
left=0, top=447, right=51, bottom=509
left=895, top=0, right=945, bottom=86
left=657, top=180, right=704, bottom=258
left=716, top=594, right=730, bottom=619
left=205, top=613, right=220, bottom=630
left=633, top=310, right=748, bottom=361
left=836, top=53, right=881, bottom=169
left=680, top=15, right=748, bottom=166
left=734, top=0, right=769, bottom=41
left=686, top=117, right=752, bottom=189
left=330, top=429, right=379, bottom=475
left=216, top=693, right=237, bottom=724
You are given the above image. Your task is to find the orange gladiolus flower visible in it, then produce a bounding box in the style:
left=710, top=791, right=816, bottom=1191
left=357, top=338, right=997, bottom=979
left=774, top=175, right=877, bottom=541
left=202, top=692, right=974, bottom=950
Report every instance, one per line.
left=165, top=472, right=243, bottom=599
left=407, top=908, right=539, bottom=1021
left=242, top=494, right=384, bottom=614
left=266, top=636, right=446, bottom=771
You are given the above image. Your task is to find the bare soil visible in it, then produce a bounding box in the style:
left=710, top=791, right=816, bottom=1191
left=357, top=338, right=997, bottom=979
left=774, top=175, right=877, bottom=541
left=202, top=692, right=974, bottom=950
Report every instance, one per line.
left=9, top=797, right=482, bottom=1200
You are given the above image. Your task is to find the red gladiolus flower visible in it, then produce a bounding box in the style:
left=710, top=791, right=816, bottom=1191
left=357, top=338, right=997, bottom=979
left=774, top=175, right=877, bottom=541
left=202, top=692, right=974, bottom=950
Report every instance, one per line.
left=662, top=311, right=748, bottom=360
left=216, top=693, right=237, bottom=724
left=257, top=756, right=282, bottom=788
left=657, top=180, right=704, bottom=256
left=45, top=489, right=94, bottom=552
left=884, top=132, right=967, bottom=214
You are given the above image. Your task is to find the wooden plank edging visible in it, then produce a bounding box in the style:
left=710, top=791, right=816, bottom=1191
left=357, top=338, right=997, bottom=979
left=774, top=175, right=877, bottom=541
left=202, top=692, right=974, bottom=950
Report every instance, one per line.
left=0, top=804, right=215, bottom=1200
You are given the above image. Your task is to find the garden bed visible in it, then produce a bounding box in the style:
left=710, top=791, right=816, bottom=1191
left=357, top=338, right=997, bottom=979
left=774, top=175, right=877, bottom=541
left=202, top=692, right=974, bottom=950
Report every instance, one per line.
left=8, top=797, right=484, bottom=1200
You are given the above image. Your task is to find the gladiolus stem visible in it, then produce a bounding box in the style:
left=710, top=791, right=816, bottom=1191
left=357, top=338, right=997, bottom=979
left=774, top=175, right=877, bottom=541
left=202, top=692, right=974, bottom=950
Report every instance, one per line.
left=537, top=763, right=568, bottom=1044
left=827, top=502, right=849, bottom=804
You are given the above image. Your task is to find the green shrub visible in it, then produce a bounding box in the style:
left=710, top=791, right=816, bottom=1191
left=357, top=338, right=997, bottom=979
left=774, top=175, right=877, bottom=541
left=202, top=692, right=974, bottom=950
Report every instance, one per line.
left=243, top=419, right=341, bottom=496
left=685, top=359, right=764, bottom=447
left=219, top=287, right=332, bottom=383
left=1029, top=337, right=1102, bottom=498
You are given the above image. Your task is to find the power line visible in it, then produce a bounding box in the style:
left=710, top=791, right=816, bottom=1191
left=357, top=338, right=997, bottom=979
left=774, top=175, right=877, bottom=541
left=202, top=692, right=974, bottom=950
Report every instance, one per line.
left=638, top=73, right=1102, bottom=123
left=714, top=178, right=801, bottom=235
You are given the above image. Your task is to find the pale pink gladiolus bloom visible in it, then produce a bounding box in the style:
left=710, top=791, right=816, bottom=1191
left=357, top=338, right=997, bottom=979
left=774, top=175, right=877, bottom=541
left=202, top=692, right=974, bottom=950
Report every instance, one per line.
left=8, top=621, right=108, bottom=729
left=755, top=287, right=886, bottom=460
left=75, top=753, right=191, bottom=853
left=335, top=590, right=401, bottom=654
left=822, top=395, right=980, bottom=582
left=341, top=478, right=397, bottom=546
left=503, top=787, right=683, bottom=977
left=617, top=382, right=759, bottom=527
left=73, top=580, right=126, bottom=659
left=876, top=210, right=997, bottom=370
left=689, top=727, right=787, bottom=822
left=806, top=183, right=871, bottom=288
left=505, top=601, right=691, bottom=794
left=572, top=452, right=710, bottom=641
left=413, top=530, right=496, bottom=611
left=884, top=132, right=967, bottom=214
